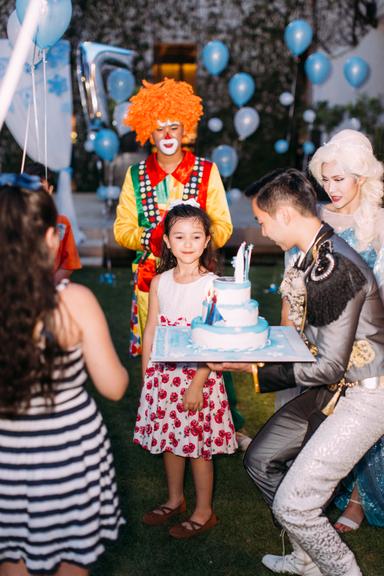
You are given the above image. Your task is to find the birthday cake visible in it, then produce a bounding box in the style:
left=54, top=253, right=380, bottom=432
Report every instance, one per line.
left=191, top=243, right=270, bottom=351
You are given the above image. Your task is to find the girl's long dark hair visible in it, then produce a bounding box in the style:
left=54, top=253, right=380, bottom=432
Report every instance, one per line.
left=157, top=204, right=219, bottom=274
left=0, top=185, right=59, bottom=415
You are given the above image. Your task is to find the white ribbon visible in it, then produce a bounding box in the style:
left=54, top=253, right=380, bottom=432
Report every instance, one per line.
left=168, top=198, right=200, bottom=210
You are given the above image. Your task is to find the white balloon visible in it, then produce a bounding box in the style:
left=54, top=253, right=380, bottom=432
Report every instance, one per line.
left=113, top=101, right=132, bottom=136
left=234, top=107, right=260, bottom=140
left=84, top=131, right=97, bottom=152
left=7, top=10, right=43, bottom=66
left=228, top=188, right=242, bottom=202
left=279, top=92, right=294, bottom=106
left=208, top=117, right=223, bottom=132
left=349, top=117, right=361, bottom=131
left=303, top=109, right=316, bottom=123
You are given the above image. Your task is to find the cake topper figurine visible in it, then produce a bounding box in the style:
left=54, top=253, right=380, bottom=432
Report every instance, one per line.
left=204, top=291, right=224, bottom=325
left=233, top=242, right=254, bottom=282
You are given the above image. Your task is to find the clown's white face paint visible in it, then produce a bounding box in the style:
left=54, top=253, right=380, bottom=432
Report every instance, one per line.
left=153, top=120, right=184, bottom=156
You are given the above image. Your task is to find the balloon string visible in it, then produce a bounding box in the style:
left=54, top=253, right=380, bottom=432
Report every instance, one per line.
left=108, top=160, right=113, bottom=186
left=21, top=100, right=32, bottom=173
left=31, top=59, right=41, bottom=162
left=43, top=48, right=48, bottom=180
left=286, top=58, right=299, bottom=145
left=21, top=42, right=39, bottom=173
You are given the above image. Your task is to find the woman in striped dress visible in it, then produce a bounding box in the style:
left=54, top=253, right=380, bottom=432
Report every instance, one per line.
left=0, top=175, right=128, bottom=576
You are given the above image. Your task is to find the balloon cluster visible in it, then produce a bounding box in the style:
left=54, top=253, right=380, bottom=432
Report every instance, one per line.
left=284, top=19, right=370, bottom=89
left=202, top=41, right=259, bottom=179
left=7, top=0, right=72, bottom=68
left=16, top=0, right=72, bottom=50
left=275, top=19, right=370, bottom=156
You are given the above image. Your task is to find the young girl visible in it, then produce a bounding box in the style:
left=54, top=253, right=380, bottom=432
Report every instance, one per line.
left=0, top=174, right=128, bottom=576
left=133, top=201, right=237, bottom=539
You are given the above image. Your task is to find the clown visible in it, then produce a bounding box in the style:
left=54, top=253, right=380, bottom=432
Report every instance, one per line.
left=114, top=78, right=233, bottom=356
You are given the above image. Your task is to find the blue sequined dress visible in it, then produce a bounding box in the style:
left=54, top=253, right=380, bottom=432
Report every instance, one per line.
left=319, top=206, right=384, bottom=527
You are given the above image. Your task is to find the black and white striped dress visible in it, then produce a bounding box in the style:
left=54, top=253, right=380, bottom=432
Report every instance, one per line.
left=0, top=346, right=124, bottom=574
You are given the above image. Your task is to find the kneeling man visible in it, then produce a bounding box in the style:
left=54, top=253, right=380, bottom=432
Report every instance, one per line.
left=210, top=169, right=384, bottom=576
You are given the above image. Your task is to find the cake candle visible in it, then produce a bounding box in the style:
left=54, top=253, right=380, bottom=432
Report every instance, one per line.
left=234, top=242, right=246, bottom=283
left=245, top=244, right=254, bottom=280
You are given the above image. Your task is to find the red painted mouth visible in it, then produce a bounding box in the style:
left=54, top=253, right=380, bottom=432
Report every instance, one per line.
left=331, top=196, right=342, bottom=203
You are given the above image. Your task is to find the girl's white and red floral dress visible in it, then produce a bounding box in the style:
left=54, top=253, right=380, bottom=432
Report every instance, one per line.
left=133, top=269, right=237, bottom=460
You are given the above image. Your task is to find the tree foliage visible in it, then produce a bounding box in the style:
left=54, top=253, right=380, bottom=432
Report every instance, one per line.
left=0, top=0, right=379, bottom=188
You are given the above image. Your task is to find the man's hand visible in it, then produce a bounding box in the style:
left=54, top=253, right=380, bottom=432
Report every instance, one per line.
left=208, top=362, right=253, bottom=373
left=183, top=384, right=204, bottom=412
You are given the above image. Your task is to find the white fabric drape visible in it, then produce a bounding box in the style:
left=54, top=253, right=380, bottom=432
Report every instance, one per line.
left=0, top=39, right=83, bottom=243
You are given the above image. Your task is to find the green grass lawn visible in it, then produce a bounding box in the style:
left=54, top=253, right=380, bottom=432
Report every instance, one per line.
left=72, top=263, right=383, bottom=576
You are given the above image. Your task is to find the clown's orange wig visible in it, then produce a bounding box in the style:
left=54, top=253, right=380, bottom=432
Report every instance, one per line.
left=125, top=78, right=203, bottom=146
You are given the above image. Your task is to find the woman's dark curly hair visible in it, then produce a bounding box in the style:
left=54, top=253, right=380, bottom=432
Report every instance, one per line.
left=0, top=184, right=59, bottom=415
left=157, top=204, right=218, bottom=274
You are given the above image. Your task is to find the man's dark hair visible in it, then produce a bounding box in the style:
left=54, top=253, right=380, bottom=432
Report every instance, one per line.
left=23, top=162, right=54, bottom=185
left=251, top=168, right=317, bottom=217
left=244, top=168, right=287, bottom=198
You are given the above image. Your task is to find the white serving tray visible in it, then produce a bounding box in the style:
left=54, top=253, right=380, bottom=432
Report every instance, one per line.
left=151, top=325, right=316, bottom=363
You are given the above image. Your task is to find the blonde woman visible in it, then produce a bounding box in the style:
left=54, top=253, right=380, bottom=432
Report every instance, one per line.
left=310, top=129, right=384, bottom=532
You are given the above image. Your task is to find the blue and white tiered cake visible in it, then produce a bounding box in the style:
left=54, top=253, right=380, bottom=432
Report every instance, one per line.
left=191, top=243, right=270, bottom=351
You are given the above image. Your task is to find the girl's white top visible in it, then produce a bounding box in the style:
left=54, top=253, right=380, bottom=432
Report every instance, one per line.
left=157, top=269, right=215, bottom=324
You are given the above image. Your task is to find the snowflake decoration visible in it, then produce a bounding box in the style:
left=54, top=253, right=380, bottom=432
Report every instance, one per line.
left=47, top=41, right=69, bottom=69
left=48, top=74, right=68, bottom=97
left=20, top=89, right=32, bottom=109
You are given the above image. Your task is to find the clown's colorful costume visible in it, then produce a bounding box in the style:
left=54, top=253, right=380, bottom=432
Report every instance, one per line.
left=114, top=150, right=232, bottom=355
left=113, top=79, right=232, bottom=355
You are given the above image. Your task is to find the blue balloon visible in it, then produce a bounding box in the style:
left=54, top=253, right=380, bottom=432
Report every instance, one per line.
left=96, top=185, right=121, bottom=200
left=17, top=0, right=72, bottom=49
left=94, top=129, right=119, bottom=162
left=343, top=56, right=370, bottom=88
left=228, top=73, right=255, bottom=107
left=284, top=20, right=313, bottom=57
left=274, top=139, right=289, bottom=154
left=303, top=141, right=315, bottom=155
left=212, top=145, right=238, bottom=178
left=107, top=68, right=135, bottom=103
left=202, top=41, right=229, bottom=76
left=305, top=52, right=332, bottom=85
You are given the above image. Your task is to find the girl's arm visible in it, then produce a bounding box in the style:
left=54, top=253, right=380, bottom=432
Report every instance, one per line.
left=142, top=274, right=160, bottom=380
left=58, top=283, right=128, bottom=401
left=183, top=364, right=210, bottom=411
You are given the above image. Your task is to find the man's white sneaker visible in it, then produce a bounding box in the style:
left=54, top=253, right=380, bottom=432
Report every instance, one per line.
left=262, top=553, right=323, bottom=575
left=261, top=553, right=303, bottom=574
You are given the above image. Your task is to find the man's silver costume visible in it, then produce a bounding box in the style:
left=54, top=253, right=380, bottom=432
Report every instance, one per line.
left=245, top=224, right=384, bottom=576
